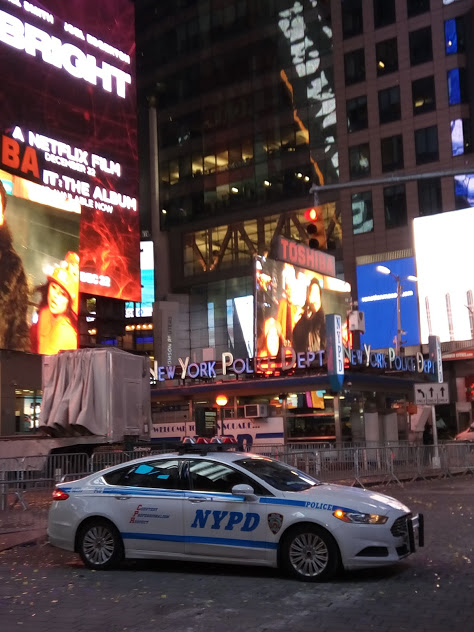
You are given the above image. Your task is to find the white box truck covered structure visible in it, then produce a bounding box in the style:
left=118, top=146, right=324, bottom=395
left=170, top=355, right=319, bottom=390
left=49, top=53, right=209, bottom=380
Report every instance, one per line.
left=0, top=348, right=151, bottom=459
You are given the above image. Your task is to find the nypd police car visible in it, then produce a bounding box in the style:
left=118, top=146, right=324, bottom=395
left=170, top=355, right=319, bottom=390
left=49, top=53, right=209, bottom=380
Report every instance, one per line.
left=47, top=446, right=424, bottom=581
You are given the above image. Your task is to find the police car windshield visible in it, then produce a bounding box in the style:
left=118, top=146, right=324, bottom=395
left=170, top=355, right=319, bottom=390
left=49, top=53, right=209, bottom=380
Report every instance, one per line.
left=236, top=457, right=321, bottom=492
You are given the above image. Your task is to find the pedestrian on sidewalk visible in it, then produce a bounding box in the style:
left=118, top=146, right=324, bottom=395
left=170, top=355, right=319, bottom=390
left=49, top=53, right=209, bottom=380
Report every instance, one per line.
left=423, top=421, right=433, bottom=464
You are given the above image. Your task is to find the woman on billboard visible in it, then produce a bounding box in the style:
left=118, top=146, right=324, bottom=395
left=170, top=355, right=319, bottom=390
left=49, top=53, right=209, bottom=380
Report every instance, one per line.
left=257, top=317, right=283, bottom=358
left=292, top=278, right=326, bottom=353
left=0, top=181, right=30, bottom=352
left=30, top=258, right=79, bottom=355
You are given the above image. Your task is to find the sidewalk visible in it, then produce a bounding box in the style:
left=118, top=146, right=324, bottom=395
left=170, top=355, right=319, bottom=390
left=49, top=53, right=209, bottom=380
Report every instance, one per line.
left=0, top=491, right=49, bottom=552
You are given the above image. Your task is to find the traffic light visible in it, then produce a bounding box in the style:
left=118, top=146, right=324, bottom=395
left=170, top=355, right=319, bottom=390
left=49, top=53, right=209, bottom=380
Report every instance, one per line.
left=304, top=206, right=327, bottom=249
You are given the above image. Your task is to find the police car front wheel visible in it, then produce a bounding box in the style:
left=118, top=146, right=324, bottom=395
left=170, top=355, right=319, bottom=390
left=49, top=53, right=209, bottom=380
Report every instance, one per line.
left=281, top=524, right=340, bottom=582
left=77, top=518, right=124, bottom=570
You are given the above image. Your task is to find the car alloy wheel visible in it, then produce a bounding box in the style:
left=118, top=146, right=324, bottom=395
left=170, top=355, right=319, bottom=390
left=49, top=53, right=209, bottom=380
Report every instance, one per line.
left=281, top=524, right=339, bottom=582
left=77, top=519, right=124, bottom=570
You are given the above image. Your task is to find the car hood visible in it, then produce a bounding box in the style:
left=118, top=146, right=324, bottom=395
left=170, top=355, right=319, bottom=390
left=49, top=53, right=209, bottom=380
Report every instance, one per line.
left=281, top=483, right=410, bottom=515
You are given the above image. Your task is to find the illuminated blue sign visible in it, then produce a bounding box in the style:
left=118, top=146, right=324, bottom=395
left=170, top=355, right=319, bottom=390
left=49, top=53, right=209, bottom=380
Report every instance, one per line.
left=125, top=241, right=155, bottom=318
left=357, top=257, right=420, bottom=349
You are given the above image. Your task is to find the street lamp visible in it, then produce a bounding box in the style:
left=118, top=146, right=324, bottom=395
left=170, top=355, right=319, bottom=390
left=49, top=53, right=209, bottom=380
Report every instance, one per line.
left=376, top=265, right=417, bottom=355
left=216, top=394, right=228, bottom=437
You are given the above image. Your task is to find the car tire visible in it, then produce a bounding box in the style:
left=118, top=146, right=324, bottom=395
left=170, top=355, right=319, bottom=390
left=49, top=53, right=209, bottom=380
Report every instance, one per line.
left=280, top=524, right=340, bottom=582
left=77, top=518, right=124, bottom=570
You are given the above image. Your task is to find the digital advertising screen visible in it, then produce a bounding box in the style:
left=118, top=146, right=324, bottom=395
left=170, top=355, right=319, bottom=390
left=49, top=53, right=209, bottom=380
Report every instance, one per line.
left=232, top=295, right=254, bottom=358
left=0, top=0, right=140, bottom=354
left=125, top=241, right=155, bottom=319
left=357, top=257, right=420, bottom=350
left=414, top=208, right=474, bottom=343
left=255, top=257, right=351, bottom=358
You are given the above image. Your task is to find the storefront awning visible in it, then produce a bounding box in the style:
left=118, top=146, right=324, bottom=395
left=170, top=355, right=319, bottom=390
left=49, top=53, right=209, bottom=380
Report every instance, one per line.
left=151, top=372, right=417, bottom=402
left=442, top=348, right=474, bottom=361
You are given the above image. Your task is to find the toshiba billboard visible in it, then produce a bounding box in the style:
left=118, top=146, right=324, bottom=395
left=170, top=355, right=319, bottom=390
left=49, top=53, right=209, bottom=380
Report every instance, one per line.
left=0, top=0, right=140, bottom=353
left=255, top=257, right=351, bottom=360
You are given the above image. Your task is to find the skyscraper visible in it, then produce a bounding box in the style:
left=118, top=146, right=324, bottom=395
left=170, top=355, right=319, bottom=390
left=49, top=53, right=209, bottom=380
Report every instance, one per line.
left=135, top=0, right=474, bottom=363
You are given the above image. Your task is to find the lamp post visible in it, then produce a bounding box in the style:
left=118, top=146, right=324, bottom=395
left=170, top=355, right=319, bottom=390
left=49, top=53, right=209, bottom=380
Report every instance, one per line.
left=215, top=394, right=228, bottom=437
left=376, top=265, right=417, bottom=355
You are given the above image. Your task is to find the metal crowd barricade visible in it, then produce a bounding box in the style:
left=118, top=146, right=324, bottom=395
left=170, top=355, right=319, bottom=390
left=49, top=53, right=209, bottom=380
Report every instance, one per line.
left=353, top=447, right=401, bottom=487
left=90, top=449, right=151, bottom=472
left=0, top=453, right=90, bottom=510
left=249, top=442, right=474, bottom=488
left=443, top=441, right=474, bottom=476
left=391, top=445, right=428, bottom=482
left=3, top=442, right=474, bottom=512
left=0, top=456, right=30, bottom=511
left=311, top=447, right=354, bottom=483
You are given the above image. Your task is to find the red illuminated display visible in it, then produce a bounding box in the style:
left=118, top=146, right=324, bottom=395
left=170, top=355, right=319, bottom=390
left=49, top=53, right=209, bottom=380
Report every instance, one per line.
left=0, top=0, right=140, bottom=308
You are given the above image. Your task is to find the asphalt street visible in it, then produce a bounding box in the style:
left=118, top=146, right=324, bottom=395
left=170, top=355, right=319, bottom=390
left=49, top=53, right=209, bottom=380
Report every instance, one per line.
left=0, top=476, right=473, bottom=632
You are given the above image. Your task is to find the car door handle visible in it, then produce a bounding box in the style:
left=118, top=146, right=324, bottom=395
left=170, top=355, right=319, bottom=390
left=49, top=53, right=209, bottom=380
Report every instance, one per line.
left=115, top=495, right=131, bottom=500
left=188, top=497, right=211, bottom=503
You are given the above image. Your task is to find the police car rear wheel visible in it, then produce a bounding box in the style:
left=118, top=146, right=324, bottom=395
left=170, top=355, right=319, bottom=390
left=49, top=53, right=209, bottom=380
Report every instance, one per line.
left=281, top=525, right=339, bottom=582
left=77, top=519, right=124, bottom=570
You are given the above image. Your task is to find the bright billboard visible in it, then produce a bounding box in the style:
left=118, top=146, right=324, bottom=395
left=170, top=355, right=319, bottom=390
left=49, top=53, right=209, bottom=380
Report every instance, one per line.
left=255, top=257, right=351, bottom=357
left=414, top=208, right=474, bottom=343
left=125, top=241, right=155, bottom=319
left=357, top=257, right=420, bottom=349
left=0, top=0, right=140, bottom=353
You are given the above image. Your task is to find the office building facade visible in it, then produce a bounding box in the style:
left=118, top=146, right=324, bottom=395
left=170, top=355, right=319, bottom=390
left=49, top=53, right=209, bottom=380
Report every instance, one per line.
left=135, top=1, right=474, bottom=439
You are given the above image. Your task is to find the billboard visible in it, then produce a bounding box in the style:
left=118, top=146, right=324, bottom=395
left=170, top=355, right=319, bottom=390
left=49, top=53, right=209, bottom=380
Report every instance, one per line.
left=414, top=208, right=474, bottom=343
left=357, top=257, right=420, bottom=349
left=255, top=257, right=351, bottom=358
left=125, top=242, right=155, bottom=319
left=0, top=0, right=140, bottom=353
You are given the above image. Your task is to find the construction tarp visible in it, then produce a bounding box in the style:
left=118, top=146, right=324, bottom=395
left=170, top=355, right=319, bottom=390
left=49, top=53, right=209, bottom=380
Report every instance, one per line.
left=39, top=348, right=151, bottom=440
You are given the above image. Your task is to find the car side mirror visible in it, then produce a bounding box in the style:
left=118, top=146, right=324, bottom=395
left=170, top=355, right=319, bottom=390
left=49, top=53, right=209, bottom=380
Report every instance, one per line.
left=231, top=483, right=257, bottom=500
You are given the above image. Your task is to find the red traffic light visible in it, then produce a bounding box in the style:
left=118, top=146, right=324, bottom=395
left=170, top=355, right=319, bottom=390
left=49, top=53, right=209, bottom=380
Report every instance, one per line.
left=303, top=205, right=327, bottom=250
left=304, top=207, right=319, bottom=221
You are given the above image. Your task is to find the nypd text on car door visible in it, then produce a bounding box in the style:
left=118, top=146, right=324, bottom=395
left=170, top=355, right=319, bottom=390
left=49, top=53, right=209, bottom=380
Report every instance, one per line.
left=183, top=458, right=272, bottom=561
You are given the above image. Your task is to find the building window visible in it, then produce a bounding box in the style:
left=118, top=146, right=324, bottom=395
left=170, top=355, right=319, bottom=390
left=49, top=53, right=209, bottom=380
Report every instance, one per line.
left=373, top=0, right=395, bottom=28
left=347, top=95, right=368, bottom=132
left=415, top=126, right=439, bottom=164
left=344, top=49, right=365, bottom=85
left=349, top=143, right=370, bottom=179
left=445, top=17, right=466, bottom=54
left=407, top=0, right=430, bottom=18
left=451, top=119, right=472, bottom=156
left=412, top=76, right=436, bottom=115
left=378, top=86, right=401, bottom=124
left=381, top=135, right=404, bottom=172
left=342, top=0, right=363, bottom=39
left=418, top=178, right=442, bottom=216
left=384, top=185, right=407, bottom=229
left=454, top=173, right=474, bottom=210
left=376, top=38, right=398, bottom=76
left=352, top=191, right=374, bottom=234
left=409, top=27, right=433, bottom=66
left=447, top=68, right=468, bottom=105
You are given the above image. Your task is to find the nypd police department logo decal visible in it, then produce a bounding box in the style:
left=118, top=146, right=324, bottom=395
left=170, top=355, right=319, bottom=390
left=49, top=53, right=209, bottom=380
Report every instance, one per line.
left=267, top=513, right=283, bottom=534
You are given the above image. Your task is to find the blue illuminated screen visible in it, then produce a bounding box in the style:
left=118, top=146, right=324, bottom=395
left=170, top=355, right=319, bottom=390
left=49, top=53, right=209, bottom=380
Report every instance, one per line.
left=357, top=257, right=420, bottom=349
left=125, top=241, right=155, bottom=318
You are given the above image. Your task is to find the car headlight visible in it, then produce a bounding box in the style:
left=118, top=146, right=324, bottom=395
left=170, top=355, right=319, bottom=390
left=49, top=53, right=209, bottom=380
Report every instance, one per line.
left=333, top=509, right=388, bottom=524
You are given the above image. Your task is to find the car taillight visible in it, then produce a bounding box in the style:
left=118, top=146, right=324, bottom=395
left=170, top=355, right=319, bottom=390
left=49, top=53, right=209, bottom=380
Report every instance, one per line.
left=52, top=489, right=69, bottom=501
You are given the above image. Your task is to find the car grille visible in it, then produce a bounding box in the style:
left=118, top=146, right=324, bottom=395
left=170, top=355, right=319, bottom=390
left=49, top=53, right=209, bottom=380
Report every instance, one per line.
left=356, top=546, right=389, bottom=557
left=391, top=513, right=412, bottom=538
